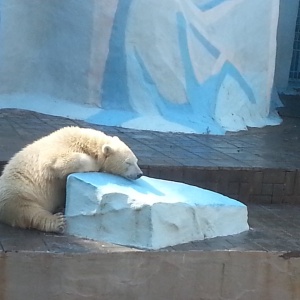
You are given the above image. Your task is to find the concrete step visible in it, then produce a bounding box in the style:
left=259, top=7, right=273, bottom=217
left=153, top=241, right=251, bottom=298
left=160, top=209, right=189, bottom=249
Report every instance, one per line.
left=1, top=205, right=300, bottom=299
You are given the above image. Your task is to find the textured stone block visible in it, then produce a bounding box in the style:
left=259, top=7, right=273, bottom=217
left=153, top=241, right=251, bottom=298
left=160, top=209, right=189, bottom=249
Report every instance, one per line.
left=65, top=173, right=249, bottom=249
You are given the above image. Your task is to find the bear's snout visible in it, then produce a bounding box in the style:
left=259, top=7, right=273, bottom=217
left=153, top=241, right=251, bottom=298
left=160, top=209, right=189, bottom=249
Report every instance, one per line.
left=136, top=171, right=143, bottom=179
left=127, top=171, right=143, bottom=180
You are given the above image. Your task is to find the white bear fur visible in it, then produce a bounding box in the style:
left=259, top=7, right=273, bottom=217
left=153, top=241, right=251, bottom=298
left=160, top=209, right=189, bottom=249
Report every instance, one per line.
left=0, top=126, right=142, bottom=233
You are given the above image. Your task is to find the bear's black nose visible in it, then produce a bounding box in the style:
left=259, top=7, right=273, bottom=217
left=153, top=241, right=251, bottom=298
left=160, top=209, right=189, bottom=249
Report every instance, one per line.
left=136, top=172, right=143, bottom=179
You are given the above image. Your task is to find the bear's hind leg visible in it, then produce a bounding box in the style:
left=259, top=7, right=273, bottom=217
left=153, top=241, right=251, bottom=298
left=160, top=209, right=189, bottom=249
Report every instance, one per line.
left=0, top=201, right=66, bottom=233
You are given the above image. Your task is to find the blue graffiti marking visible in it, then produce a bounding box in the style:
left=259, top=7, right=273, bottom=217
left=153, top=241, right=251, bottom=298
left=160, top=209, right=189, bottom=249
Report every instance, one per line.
left=190, top=24, right=220, bottom=59
left=101, top=0, right=133, bottom=110
left=195, top=0, right=230, bottom=11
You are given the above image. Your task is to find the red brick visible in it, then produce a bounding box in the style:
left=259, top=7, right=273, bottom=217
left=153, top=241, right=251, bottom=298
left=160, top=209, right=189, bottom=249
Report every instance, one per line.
left=282, top=195, right=300, bottom=204
left=271, top=196, right=284, bottom=204
left=217, top=177, right=229, bottom=194
left=203, top=169, right=222, bottom=182
left=285, top=195, right=300, bottom=204
left=272, top=183, right=285, bottom=196
left=239, top=170, right=254, bottom=182
left=202, top=182, right=219, bottom=193
left=285, top=171, right=297, bottom=195
left=224, top=170, right=242, bottom=182
left=182, top=168, right=199, bottom=186
left=250, top=195, right=272, bottom=204
left=140, top=166, right=149, bottom=176
left=271, top=184, right=285, bottom=204
left=160, top=167, right=184, bottom=182
left=147, top=167, right=161, bottom=178
left=252, top=171, right=263, bottom=194
left=294, top=170, right=300, bottom=194
left=262, top=183, right=273, bottom=195
left=183, top=168, right=214, bottom=186
left=227, top=182, right=240, bottom=195
left=263, top=170, right=285, bottom=184
left=239, top=182, right=251, bottom=202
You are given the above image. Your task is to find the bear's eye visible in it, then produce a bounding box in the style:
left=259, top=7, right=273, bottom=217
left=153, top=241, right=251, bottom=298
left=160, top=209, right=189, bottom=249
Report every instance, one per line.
left=125, top=158, right=131, bottom=165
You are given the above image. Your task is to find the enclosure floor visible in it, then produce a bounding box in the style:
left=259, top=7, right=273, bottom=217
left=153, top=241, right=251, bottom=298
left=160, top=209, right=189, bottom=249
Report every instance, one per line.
left=0, top=95, right=300, bottom=253
left=0, top=97, right=299, bottom=171
left=0, top=204, right=299, bottom=253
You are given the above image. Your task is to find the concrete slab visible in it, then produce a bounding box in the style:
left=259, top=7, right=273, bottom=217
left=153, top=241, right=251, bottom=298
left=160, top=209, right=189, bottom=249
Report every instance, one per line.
left=1, top=204, right=300, bottom=299
left=1, top=250, right=300, bottom=300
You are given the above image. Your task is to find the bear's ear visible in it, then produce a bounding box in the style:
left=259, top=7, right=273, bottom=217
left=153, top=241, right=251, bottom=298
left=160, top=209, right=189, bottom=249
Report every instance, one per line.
left=102, top=144, right=114, bottom=156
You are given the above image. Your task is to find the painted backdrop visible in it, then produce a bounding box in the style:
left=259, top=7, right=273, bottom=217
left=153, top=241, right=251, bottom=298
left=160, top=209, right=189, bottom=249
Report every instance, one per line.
left=0, top=0, right=281, bottom=134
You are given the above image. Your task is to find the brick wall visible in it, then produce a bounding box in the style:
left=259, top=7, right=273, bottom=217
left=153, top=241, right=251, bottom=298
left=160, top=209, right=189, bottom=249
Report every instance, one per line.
left=1, top=163, right=299, bottom=205
left=141, top=166, right=300, bottom=204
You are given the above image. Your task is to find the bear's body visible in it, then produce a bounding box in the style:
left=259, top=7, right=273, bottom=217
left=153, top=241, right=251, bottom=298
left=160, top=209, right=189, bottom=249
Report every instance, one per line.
left=0, top=126, right=142, bottom=233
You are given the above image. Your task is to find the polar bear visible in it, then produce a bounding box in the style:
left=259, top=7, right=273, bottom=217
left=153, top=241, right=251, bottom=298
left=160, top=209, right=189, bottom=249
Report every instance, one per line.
left=0, top=126, right=143, bottom=233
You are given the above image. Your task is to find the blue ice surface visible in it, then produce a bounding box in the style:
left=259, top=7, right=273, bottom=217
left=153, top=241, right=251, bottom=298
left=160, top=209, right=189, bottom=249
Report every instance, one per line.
left=68, top=173, right=247, bottom=208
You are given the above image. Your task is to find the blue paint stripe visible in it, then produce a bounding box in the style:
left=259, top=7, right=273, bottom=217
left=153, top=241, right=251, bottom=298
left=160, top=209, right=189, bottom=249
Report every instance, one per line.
left=176, top=12, right=198, bottom=91
left=101, top=0, right=133, bottom=110
left=196, top=0, right=229, bottom=11
left=190, top=24, right=220, bottom=59
left=133, top=47, right=192, bottom=115
left=218, top=61, right=256, bottom=104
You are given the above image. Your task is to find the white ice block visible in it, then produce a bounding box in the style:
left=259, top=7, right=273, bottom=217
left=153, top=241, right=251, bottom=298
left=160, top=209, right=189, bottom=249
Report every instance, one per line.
left=65, top=173, right=249, bottom=249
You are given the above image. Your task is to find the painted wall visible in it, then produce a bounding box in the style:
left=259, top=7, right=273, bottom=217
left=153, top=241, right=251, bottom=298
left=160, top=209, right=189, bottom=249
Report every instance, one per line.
left=274, top=0, right=299, bottom=90
left=0, top=0, right=117, bottom=105
left=0, top=0, right=281, bottom=134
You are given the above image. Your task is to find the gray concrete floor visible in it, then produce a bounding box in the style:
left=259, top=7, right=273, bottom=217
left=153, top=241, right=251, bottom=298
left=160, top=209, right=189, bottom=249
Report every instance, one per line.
left=1, top=204, right=300, bottom=253
left=0, top=104, right=299, bottom=171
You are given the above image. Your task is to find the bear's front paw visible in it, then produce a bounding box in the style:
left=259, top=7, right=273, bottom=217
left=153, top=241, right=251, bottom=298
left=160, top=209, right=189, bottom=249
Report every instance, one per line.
left=52, top=212, right=66, bottom=233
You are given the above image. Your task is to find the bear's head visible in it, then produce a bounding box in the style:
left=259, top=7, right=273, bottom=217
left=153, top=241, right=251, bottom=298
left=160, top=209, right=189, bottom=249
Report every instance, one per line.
left=101, top=136, right=143, bottom=180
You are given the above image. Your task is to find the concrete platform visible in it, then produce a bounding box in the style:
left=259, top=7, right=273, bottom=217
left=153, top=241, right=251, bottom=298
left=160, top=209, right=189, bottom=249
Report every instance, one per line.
left=0, top=96, right=300, bottom=299
left=0, top=106, right=299, bottom=204
left=1, top=204, right=300, bottom=253
left=1, top=205, right=300, bottom=299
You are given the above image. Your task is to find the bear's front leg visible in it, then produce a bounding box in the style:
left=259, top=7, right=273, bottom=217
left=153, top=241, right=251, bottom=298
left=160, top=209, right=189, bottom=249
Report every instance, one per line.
left=0, top=200, right=66, bottom=233
left=50, top=152, right=99, bottom=179
left=30, top=211, right=66, bottom=233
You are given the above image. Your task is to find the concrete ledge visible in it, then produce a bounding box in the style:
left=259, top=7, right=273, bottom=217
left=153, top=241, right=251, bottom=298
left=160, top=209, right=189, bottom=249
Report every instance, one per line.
left=1, top=204, right=300, bottom=299
left=1, top=250, right=300, bottom=300
left=65, top=173, right=249, bottom=249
